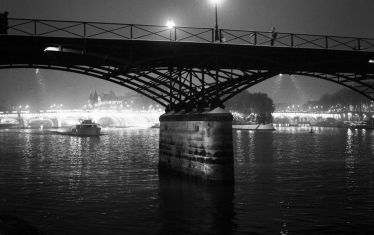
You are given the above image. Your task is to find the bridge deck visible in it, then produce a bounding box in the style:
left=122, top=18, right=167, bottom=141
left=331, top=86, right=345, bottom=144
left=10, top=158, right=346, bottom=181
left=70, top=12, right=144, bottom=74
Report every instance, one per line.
left=1, top=35, right=374, bottom=74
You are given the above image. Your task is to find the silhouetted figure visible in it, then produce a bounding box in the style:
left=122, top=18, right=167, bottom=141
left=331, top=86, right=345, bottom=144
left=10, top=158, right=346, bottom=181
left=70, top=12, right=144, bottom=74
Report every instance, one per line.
left=270, top=26, right=277, bottom=46
left=220, top=31, right=226, bottom=43
left=0, top=11, right=9, bottom=34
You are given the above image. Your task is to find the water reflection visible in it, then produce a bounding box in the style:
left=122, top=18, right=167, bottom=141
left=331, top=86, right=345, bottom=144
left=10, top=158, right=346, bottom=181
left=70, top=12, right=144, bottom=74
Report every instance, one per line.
left=1, top=128, right=374, bottom=234
left=345, top=128, right=354, bottom=155
left=253, top=132, right=274, bottom=165
left=345, top=128, right=356, bottom=178
left=157, top=173, right=236, bottom=235
left=234, top=130, right=255, bottom=164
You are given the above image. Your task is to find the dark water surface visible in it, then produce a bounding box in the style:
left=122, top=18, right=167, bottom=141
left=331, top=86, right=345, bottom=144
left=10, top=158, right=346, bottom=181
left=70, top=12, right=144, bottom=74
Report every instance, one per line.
left=0, top=127, right=374, bottom=234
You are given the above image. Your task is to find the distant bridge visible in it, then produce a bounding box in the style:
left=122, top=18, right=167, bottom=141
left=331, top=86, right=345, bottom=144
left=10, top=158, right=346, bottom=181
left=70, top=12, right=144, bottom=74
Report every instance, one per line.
left=1, top=18, right=374, bottom=111
left=0, top=110, right=162, bottom=128
left=273, top=111, right=341, bottom=124
left=273, top=111, right=373, bottom=125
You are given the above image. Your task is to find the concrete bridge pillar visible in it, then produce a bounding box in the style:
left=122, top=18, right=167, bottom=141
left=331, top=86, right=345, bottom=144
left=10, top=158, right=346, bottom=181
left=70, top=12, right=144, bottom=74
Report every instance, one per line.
left=159, top=107, right=234, bottom=182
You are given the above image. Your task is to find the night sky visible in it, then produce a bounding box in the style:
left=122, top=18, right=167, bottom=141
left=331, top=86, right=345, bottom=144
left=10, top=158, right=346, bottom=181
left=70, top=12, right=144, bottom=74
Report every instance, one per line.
left=1, top=0, right=374, bottom=109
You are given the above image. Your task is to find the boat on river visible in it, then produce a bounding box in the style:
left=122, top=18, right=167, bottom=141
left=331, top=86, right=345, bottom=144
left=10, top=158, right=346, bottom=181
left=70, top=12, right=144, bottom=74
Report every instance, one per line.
left=70, top=119, right=101, bottom=136
left=48, top=119, right=101, bottom=136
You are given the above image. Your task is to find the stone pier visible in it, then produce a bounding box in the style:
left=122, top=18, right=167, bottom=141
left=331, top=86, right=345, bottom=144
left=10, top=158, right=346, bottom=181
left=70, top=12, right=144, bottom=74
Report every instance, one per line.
left=159, top=107, right=234, bottom=182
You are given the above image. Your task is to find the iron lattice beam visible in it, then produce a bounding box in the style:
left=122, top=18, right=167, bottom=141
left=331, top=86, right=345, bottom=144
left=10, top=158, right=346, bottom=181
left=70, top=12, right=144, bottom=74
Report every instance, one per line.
left=2, top=62, right=374, bottom=110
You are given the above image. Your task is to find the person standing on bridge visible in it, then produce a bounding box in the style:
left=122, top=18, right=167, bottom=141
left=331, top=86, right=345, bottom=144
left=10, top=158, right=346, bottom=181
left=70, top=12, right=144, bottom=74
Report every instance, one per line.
left=270, top=26, right=277, bottom=46
left=0, top=11, right=9, bottom=34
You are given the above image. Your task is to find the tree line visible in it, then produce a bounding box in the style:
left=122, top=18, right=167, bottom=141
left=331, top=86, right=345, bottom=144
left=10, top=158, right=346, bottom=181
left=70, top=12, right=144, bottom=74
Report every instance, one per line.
left=224, top=92, right=274, bottom=124
left=304, top=88, right=370, bottom=110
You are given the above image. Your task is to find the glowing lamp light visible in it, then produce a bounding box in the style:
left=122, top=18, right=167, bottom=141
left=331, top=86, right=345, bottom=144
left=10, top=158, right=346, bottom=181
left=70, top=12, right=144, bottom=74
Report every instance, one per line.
left=369, top=59, right=374, bottom=64
left=44, top=46, right=61, bottom=52
left=209, top=0, right=223, bottom=5
left=166, top=20, right=175, bottom=29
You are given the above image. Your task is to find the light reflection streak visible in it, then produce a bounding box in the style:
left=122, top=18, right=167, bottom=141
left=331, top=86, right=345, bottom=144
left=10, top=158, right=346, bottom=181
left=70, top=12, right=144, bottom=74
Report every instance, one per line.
left=370, top=131, right=374, bottom=154
left=247, top=131, right=255, bottom=164
left=271, top=74, right=283, bottom=100
left=290, top=75, right=307, bottom=104
left=67, top=137, right=84, bottom=190
left=234, top=130, right=255, bottom=165
left=69, top=136, right=82, bottom=158
left=345, top=129, right=356, bottom=190
left=35, top=68, right=47, bottom=94
left=21, top=133, right=32, bottom=173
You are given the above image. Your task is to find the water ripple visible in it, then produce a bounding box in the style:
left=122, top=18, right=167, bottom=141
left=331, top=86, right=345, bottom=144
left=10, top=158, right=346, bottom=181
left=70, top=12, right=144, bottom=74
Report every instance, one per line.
left=1, top=127, right=374, bottom=234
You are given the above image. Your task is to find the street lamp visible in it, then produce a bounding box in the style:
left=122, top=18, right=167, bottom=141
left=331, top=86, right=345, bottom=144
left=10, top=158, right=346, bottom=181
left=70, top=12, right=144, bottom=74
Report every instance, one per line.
left=210, top=0, right=222, bottom=42
left=166, top=19, right=175, bottom=41
left=166, top=19, right=175, bottom=29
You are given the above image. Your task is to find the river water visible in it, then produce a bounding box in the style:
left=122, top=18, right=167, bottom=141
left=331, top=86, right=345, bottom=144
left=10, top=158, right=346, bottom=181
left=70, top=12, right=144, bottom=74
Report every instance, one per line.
left=0, top=127, right=374, bottom=234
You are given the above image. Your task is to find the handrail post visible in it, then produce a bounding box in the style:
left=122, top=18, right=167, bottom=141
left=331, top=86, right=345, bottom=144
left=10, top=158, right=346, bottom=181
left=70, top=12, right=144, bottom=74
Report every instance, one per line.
left=291, top=34, right=294, bottom=47
left=325, top=36, right=329, bottom=49
left=174, top=27, right=177, bottom=42
left=130, top=24, right=133, bottom=40
left=357, top=38, right=361, bottom=50
left=83, top=22, right=86, bottom=38
left=34, top=20, right=37, bottom=36
left=212, top=28, right=214, bottom=43
left=254, top=32, right=257, bottom=45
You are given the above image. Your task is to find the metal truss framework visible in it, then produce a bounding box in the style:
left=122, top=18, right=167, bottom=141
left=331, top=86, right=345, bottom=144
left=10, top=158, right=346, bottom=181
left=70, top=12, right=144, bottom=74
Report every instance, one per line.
left=1, top=63, right=374, bottom=111
left=2, top=18, right=374, bottom=111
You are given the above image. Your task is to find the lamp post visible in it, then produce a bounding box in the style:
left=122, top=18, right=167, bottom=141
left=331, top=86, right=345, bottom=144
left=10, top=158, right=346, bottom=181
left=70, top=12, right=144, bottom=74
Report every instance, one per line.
left=166, top=19, right=175, bottom=41
left=211, top=0, right=221, bottom=42
left=214, top=1, right=219, bottom=42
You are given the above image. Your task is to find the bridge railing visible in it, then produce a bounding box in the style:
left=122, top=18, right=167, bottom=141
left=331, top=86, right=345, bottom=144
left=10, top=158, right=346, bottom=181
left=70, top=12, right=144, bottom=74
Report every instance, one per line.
left=5, top=18, right=374, bottom=51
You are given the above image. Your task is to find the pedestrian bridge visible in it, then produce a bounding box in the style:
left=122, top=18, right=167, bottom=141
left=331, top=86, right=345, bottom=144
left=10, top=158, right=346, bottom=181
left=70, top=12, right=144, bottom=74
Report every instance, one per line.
left=1, top=18, right=374, bottom=111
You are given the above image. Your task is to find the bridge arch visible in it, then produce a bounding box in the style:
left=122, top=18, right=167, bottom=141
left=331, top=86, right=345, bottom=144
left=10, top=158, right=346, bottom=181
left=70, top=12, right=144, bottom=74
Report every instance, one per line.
left=2, top=64, right=374, bottom=112
left=1, top=33, right=374, bottom=111
left=27, top=117, right=55, bottom=128
left=96, top=116, right=121, bottom=127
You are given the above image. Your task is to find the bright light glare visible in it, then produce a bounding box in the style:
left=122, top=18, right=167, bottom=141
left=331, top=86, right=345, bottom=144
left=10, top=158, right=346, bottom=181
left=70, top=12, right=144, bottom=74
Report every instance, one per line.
left=44, top=46, right=60, bottom=52
left=209, top=0, right=223, bottom=5
left=369, top=59, right=374, bottom=64
left=166, top=19, right=175, bottom=29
